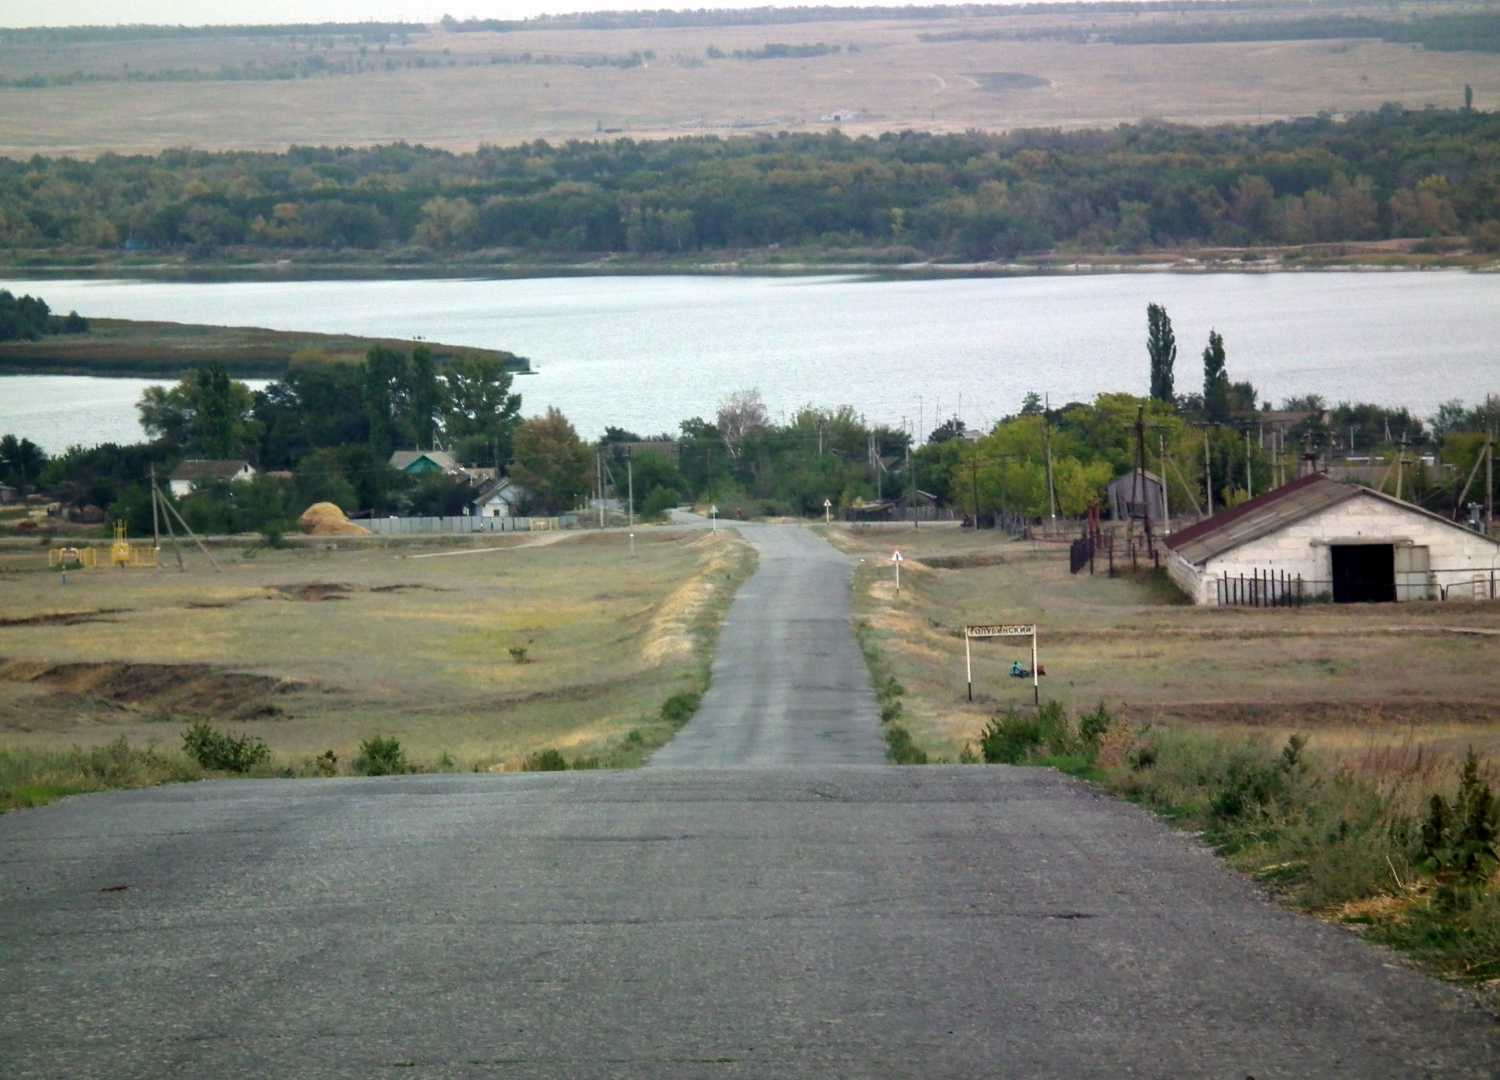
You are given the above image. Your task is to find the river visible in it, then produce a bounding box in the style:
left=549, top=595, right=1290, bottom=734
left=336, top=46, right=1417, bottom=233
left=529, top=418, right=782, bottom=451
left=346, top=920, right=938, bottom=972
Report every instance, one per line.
left=2, top=271, right=1497, bottom=452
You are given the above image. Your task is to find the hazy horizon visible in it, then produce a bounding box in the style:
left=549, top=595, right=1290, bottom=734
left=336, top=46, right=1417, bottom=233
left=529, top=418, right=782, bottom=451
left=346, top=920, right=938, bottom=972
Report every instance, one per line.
left=1, top=0, right=1035, bottom=31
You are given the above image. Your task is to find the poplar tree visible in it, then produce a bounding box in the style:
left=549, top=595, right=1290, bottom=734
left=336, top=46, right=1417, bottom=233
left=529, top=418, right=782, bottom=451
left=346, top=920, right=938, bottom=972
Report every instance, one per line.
left=1203, top=330, right=1230, bottom=423
left=1146, top=303, right=1176, bottom=404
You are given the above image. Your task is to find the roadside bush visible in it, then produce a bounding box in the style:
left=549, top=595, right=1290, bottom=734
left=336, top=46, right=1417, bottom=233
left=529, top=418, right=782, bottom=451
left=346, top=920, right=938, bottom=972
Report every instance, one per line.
left=523, top=748, right=569, bottom=771
left=639, top=485, right=681, bottom=521
left=182, top=722, right=270, bottom=773
left=660, top=690, right=701, bottom=726
left=2, top=739, right=201, bottom=812
left=885, top=723, right=929, bottom=765
left=353, top=736, right=407, bottom=776
left=1416, top=749, right=1499, bottom=896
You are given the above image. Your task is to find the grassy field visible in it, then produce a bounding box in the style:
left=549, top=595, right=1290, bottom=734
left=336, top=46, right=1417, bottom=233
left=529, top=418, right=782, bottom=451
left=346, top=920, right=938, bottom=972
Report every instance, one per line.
left=834, top=519, right=1500, bottom=984
left=0, top=11, right=1494, bottom=156
left=0, top=527, right=755, bottom=795
left=828, top=521, right=1500, bottom=768
left=0, top=318, right=530, bottom=378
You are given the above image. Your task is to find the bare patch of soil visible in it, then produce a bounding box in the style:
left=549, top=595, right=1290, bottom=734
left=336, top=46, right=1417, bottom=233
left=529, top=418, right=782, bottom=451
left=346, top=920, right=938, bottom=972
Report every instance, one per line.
left=268, top=583, right=353, bottom=602
left=0, top=659, right=302, bottom=721
left=0, top=608, right=131, bottom=627
left=1115, top=699, right=1500, bottom=728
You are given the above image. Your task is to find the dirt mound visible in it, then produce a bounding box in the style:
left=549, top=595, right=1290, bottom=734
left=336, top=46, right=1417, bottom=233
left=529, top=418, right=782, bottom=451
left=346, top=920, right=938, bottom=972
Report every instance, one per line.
left=0, top=659, right=300, bottom=720
left=299, top=502, right=370, bottom=536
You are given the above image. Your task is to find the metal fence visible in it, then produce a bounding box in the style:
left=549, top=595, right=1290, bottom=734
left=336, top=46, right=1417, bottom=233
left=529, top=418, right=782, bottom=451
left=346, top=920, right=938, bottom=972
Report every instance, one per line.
left=359, top=515, right=574, bottom=535
left=1216, top=569, right=1306, bottom=607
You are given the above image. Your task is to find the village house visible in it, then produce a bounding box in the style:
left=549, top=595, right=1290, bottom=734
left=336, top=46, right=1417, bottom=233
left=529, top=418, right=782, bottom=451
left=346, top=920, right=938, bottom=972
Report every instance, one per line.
left=1164, top=473, right=1500, bottom=605
left=389, top=450, right=462, bottom=476
left=471, top=477, right=528, bottom=518
left=168, top=460, right=256, bottom=498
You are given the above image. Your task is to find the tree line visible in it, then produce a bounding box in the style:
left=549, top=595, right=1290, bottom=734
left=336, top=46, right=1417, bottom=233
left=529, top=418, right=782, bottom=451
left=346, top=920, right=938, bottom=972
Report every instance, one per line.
left=0, top=289, right=87, bottom=342
left=4, top=108, right=1500, bottom=257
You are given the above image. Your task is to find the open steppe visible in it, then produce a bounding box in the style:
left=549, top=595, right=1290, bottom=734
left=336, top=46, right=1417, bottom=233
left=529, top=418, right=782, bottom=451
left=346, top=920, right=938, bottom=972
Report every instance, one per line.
left=1, top=10, right=1496, bottom=155
left=0, top=528, right=753, bottom=769
left=831, top=521, right=1500, bottom=769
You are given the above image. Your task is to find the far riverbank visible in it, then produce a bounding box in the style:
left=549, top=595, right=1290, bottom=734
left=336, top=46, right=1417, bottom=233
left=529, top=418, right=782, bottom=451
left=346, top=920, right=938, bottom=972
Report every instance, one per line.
left=2, top=238, right=1497, bottom=285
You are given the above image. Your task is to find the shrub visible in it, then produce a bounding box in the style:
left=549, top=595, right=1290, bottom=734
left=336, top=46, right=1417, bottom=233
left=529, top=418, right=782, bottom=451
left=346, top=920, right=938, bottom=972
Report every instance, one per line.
left=353, top=736, right=407, bottom=776
left=181, top=722, right=271, bottom=773
left=524, top=748, right=568, bottom=771
left=660, top=690, right=701, bottom=725
left=885, top=723, right=929, bottom=765
left=976, top=709, right=1044, bottom=764
left=308, top=749, right=339, bottom=777
left=1416, top=749, right=1499, bottom=892
left=508, top=645, right=529, bottom=663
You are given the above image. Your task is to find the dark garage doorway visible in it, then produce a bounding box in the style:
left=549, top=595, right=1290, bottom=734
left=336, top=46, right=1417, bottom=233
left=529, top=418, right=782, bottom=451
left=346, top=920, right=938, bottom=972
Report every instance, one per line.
left=1331, top=544, right=1395, bottom=603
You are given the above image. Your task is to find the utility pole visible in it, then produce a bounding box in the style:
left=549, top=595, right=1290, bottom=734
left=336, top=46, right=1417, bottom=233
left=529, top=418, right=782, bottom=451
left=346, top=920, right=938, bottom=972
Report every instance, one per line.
left=970, top=452, right=981, bottom=529
left=1204, top=428, right=1213, bottom=515
left=1245, top=429, right=1253, bottom=500
left=149, top=463, right=161, bottom=563
left=627, top=449, right=634, bottom=529
left=907, top=442, right=917, bottom=529
left=1044, top=397, right=1057, bottom=526
left=1157, top=431, right=1171, bottom=534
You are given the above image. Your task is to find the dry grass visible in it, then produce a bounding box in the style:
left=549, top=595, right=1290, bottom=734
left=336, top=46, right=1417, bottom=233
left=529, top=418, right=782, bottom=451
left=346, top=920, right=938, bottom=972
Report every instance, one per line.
left=0, top=527, right=754, bottom=771
left=1, top=14, right=1496, bottom=156
left=828, top=521, right=1500, bottom=767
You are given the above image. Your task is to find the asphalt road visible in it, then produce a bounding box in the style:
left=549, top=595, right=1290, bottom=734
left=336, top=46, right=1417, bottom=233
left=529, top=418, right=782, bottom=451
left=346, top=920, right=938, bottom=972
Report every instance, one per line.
left=3, top=524, right=1497, bottom=1078
left=651, top=524, right=886, bottom=767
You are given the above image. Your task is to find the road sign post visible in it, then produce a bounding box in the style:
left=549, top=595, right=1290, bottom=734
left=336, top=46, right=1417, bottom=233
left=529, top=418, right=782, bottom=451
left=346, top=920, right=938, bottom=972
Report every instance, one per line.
left=963, top=623, right=1039, bottom=704
left=823, top=498, right=832, bottom=524
left=710, top=504, right=718, bottom=533
left=891, top=549, right=903, bottom=593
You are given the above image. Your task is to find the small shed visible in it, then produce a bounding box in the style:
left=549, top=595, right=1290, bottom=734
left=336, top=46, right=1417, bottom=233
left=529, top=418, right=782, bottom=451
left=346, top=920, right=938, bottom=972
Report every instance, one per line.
left=168, top=460, right=255, bottom=497
left=1164, top=474, right=1500, bottom=605
left=1107, top=470, right=1167, bottom=525
left=472, top=477, right=527, bottom=518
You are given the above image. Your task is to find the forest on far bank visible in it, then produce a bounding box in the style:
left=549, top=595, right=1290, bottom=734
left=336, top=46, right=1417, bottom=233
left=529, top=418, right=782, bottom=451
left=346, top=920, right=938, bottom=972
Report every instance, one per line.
left=4, top=107, right=1500, bottom=261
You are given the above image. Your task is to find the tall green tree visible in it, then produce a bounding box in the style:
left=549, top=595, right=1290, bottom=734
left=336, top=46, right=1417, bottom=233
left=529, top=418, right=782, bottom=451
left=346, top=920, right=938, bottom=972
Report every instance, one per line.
left=138, top=363, right=261, bottom=458
left=194, top=362, right=238, bottom=458
left=361, top=346, right=415, bottom=458
left=509, top=407, right=592, bottom=514
left=1147, top=303, right=1176, bottom=404
left=409, top=345, right=442, bottom=450
left=1202, top=330, right=1230, bottom=423
left=0, top=434, right=46, bottom=490
left=439, top=351, right=523, bottom=464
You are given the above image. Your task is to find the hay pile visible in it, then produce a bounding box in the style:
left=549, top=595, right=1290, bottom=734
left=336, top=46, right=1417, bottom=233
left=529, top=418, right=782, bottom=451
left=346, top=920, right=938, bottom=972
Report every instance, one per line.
left=298, top=503, right=371, bottom=536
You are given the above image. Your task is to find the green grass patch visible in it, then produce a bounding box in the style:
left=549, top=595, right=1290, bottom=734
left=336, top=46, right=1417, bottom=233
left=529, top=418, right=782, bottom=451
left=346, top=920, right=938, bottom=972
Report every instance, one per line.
left=856, top=619, right=930, bottom=764
left=1100, top=726, right=1500, bottom=984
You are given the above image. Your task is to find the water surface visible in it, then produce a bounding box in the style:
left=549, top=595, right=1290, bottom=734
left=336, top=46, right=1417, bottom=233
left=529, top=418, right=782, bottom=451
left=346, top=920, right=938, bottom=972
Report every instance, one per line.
left=3, top=272, right=1496, bottom=451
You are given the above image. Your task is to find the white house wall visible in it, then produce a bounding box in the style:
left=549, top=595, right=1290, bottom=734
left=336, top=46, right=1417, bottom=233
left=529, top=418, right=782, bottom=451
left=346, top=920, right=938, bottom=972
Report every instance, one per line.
left=1178, top=492, right=1500, bottom=605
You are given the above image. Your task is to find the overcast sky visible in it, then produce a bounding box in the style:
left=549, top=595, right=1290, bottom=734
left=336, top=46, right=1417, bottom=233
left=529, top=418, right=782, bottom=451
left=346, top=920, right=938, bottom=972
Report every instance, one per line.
left=1, top=0, right=894, bottom=28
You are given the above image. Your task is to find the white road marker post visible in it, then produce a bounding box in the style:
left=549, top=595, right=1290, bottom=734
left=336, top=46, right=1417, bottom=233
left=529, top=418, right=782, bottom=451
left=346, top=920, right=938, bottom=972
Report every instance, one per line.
left=823, top=497, right=832, bottom=524
left=891, top=549, right=903, bottom=593
left=710, top=504, right=718, bottom=533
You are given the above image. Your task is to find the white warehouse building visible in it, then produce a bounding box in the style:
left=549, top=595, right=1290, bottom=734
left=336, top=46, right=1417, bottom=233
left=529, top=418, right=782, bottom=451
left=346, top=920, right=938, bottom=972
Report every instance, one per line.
left=1164, top=474, right=1500, bottom=606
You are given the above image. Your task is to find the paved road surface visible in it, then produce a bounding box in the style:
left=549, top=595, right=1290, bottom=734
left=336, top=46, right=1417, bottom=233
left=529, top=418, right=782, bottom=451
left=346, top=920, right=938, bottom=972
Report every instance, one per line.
left=652, top=524, right=886, bottom=767
left=3, top=524, right=1496, bottom=1078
